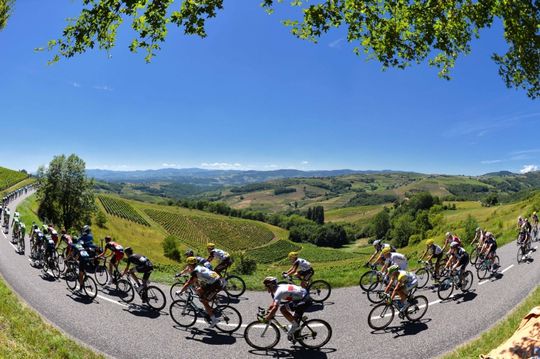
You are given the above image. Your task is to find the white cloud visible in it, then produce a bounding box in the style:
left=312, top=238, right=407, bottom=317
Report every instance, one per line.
left=519, top=164, right=538, bottom=174
left=328, top=38, right=345, bottom=49
left=301, top=161, right=309, bottom=165
left=481, top=159, right=502, bottom=164
left=200, top=162, right=243, bottom=170
left=161, top=163, right=178, bottom=167
left=93, top=85, right=113, bottom=91
left=71, top=81, right=81, bottom=88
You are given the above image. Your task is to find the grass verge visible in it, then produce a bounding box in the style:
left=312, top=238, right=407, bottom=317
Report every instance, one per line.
left=0, top=275, right=103, bottom=358
left=442, top=285, right=540, bottom=359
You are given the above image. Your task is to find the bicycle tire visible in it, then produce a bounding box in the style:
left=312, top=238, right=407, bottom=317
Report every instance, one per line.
left=470, top=249, right=479, bottom=265
left=476, top=262, right=489, bottom=280
left=65, top=266, right=78, bottom=291
left=244, top=321, right=280, bottom=350
left=359, top=270, right=380, bottom=292
left=169, top=280, right=187, bottom=301
left=224, top=275, right=246, bottom=298
left=437, top=276, right=454, bottom=300
left=461, top=271, right=474, bottom=292
left=308, top=280, right=331, bottom=303
left=297, top=319, right=332, bottom=349
left=517, top=246, right=525, bottom=264
left=368, top=303, right=395, bottom=330
left=117, top=279, right=135, bottom=303
left=214, top=305, right=242, bottom=333
left=405, top=295, right=428, bottom=322
left=144, top=286, right=167, bottom=311
left=94, top=265, right=109, bottom=286
left=169, top=299, right=198, bottom=328
left=83, top=276, right=98, bottom=300
left=414, top=268, right=429, bottom=289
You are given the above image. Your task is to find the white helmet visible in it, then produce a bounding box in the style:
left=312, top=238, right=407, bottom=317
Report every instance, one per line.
left=450, top=242, right=459, bottom=248
left=373, top=240, right=381, bottom=246
left=445, top=232, right=452, bottom=238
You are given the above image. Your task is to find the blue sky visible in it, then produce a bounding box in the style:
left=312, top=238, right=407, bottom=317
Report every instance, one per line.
left=0, top=1, right=538, bottom=175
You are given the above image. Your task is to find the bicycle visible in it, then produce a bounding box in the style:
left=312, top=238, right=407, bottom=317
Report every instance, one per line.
left=278, top=274, right=332, bottom=303
left=244, top=307, right=332, bottom=349
left=517, top=236, right=532, bottom=264
left=359, top=264, right=384, bottom=292
left=476, top=254, right=500, bottom=280
left=437, top=269, right=474, bottom=300
left=116, top=274, right=167, bottom=311
left=219, top=268, right=246, bottom=298
left=16, top=232, right=25, bottom=255
left=169, top=274, right=231, bottom=305
left=169, top=288, right=242, bottom=333
left=64, top=258, right=98, bottom=300
left=469, top=246, right=482, bottom=266
left=367, top=290, right=429, bottom=330
left=42, top=248, right=61, bottom=279
left=414, top=261, right=443, bottom=288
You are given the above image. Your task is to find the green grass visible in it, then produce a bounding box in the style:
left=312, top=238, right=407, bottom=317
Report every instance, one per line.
left=0, top=177, right=35, bottom=199
left=0, top=167, right=28, bottom=192
left=0, top=275, right=102, bottom=358
left=246, top=240, right=302, bottom=263
left=442, top=285, right=540, bottom=359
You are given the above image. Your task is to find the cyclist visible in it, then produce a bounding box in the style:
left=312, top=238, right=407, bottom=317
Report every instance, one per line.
left=122, top=247, right=154, bottom=301
left=18, top=222, right=26, bottom=251
left=533, top=212, right=539, bottom=226
left=67, top=242, right=91, bottom=294
left=79, top=225, right=94, bottom=247
left=470, top=227, right=486, bottom=249
left=384, top=264, right=418, bottom=313
left=3, top=207, right=10, bottom=229
left=176, top=249, right=212, bottom=277
left=418, top=239, right=444, bottom=281
left=366, top=240, right=396, bottom=266
left=517, top=216, right=525, bottom=230
left=442, top=232, right=462, bottom=253
left=283, top=252, right=313, bottom=288
left=262, top=276, right=313, bottom=341
left=98, top=236, right=124, bottom=285
left=377, top=247, right=408, bottom=273
left=480, top=232, right=498, bottom=270
left=177, top=256, right=223, bottom=328
left=445, top=242, right=469, bottom=284
left=11, top=217, right=20, bottom=241
left=206, top=243, right=232, bottom=275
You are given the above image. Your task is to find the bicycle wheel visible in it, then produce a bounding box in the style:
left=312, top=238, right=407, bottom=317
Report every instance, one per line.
left=169, top=299, right=198, bottom=328
left=470, top=249, right=479, bottom=265
left=414, top=268, right=429, bottom=289
left=56, top=254, right=66, bottom=274
left=476, top=262, right=489, bottom=280
left=368, top=303, right=395, bottom=330
left=94, top=265, right=108, bottom=286
left=493, top=256, right=500, bottom=269
left=244, top=321, right=280, bottom=350
left=169, top=280, right=187, bottom=301
left=214, top=305, right=242, bottom=333
left=517, top=247, right=526, bottom=263
left=224, top=275, right=246, bottom=298
left=405, top=295, right=428, bottom=322
left=116, top=279, right=135, bottom=303
left=297, top=319, right=332, bottom=349
left=308, top=280, right=331, bottom=303
left=50, top=259, right=60, bottom=279
left=359, top=270, right=380, bottom=292
left=461, top=271, right=474, bottom=292
left=65, top=266, right=78, bottom=291
left=437, top=277, right=454, bottom=300
left=144, top=286, right=166, bottom=311
left=83, top=276, right=98, bottom=300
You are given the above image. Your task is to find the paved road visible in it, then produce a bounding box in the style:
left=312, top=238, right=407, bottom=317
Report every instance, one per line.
left=1, top=192, right=539, bottom=359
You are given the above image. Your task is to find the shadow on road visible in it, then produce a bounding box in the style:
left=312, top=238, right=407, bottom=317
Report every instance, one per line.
left=122, top=304, right=164, bottom=318
left=305, top=302, right=330, bottom=313
left=453, top=290, right=478, bottom=304
left=183, top=327, right=240, bottom=345
left=66, top=293, right=94, bottom=305
left=370, top=318, right=431, bottom=337
left=247, top=347, right=337, bottom=358
left=39, top=273, right=58, bottom=282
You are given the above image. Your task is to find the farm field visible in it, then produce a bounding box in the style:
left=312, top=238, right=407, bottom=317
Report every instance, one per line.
left=98, top=195, right=150, bottom=226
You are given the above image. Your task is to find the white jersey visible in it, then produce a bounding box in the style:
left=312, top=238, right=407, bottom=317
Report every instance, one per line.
left=210, top=249, right=230, bottom=262
left=273, top=284, right=307, bottom=304
left=385, top=253, right=408, bottom=270
left=294, top=258, right=312, bottom=272
left=191, top=265, right=220, bottom=285
left=430, top=244, right=443, bottom=256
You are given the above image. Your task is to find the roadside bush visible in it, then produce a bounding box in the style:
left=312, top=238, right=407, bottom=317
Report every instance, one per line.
left=232, top=252, right=257, bottom=275
left=163, top=236, right=181, bottom=261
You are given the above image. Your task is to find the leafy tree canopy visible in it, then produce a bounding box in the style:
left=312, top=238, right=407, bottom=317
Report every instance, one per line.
left=0, top=0, right=14, bottom=30
left=39, top=0, right=539, bottom=98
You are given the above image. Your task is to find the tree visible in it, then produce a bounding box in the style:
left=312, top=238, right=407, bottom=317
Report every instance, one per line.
left=0, top=0, right=13, bottom=31
left=162, top=235, right=181, bottom=261
left=38, top=0, right=539, bottom=98
left=390, top=213, right=415, bottom=248
left=372, top=208, right=390, bottom=240
left=95, top=210, right=108, bottom=228
left=36, top=154, right=96, bottom=230
left=462, top=214, right=479, bottom=245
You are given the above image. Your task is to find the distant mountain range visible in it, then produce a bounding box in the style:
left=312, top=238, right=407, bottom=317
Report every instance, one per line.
left=86, top=168, right=401, bottom=185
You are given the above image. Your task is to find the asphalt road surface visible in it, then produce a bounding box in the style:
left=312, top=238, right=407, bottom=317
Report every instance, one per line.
left=1, top=192, right=539, bottom=359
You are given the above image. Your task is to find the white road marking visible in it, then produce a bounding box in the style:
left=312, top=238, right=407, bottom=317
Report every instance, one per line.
left=501, top=264, right=514, bottom=274
left=97, top=294, right=128, bottom=307
left=1, top=230, right=7, bottom=239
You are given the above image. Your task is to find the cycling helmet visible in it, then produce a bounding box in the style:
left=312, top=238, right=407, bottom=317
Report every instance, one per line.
left=83, top=225, right=91, bottom=233
left=450, top=242, right=459, bottom=249
left=373, top=240, right=381, bottom=246
left=445, top=232, right=452, bottom=238
left=207, top=243, right=215, bottom=249
left=185, top=249, right=194, bottom=257
left=186, top=256, right=197, bottom=265
left=534, top=212, right=537, bottom=215
left=263, top=277, right=277, bottom=287
left=426, top=239, right=434, bottom=246
left=124, top=247, right=133, bottom=255
left=387, top=264, right=399, bottom=275
left=381, top=247, right=391, bottom=254
left=104, top=236, right=112, bottom=242
left=288, top=251, right=299, bottom=259
left=475, top=227, right=481, bottom=232
left=485, top=232, right=492, bottom=238
left=518, top=216, right=523, bottom=221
